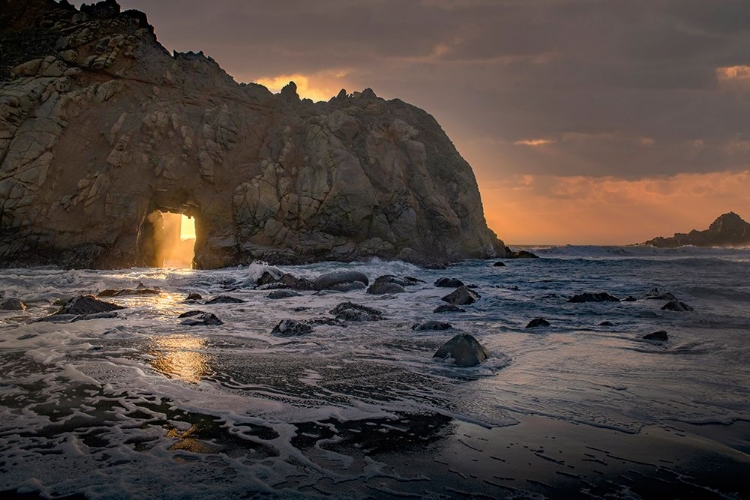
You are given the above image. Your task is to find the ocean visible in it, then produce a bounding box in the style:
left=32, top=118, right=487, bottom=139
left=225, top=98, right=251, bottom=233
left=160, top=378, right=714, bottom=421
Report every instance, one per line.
left=1, top=246, right=749, bottom=499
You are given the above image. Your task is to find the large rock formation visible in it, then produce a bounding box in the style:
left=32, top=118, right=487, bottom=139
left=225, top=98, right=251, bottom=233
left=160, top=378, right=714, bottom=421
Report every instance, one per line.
left=643, top=212, right=750, bottom=248
left=0, top=0, right=506, bottom=268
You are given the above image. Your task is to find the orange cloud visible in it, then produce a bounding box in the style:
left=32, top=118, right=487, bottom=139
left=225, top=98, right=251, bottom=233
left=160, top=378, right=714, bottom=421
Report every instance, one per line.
left=514, top=139, right=554, bottom=146
left=479, top=171, right=750, bottom=245
left=716, top=65, right=750, bottom=93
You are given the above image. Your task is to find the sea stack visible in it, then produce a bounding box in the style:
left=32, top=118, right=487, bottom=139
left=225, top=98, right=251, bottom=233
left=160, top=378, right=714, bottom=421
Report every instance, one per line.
left=0, top=0, right=506, bottom=269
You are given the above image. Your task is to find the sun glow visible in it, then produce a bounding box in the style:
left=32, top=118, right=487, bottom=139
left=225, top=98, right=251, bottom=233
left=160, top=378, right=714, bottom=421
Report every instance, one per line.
left=180, top=215, right=196, bottom=240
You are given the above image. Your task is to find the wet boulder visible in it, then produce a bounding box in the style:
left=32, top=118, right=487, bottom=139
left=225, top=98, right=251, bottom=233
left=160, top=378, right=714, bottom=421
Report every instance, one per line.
left=185, top=293, right=203, bottom=301
left=280, top=273, right=315, bottom=291
left=433, top=304, right=466, bottom=313
left=441, top=286, right=480, bottom=305
left=205, top=295, right=244, bottom=304
left=330, top=302, right=383, bottom=322
left=569, top=292, right=620, bottom=303
left=98, top=283, right=161, bottom=297
left=313, top=271, right=369, bottom=291
left=412, top=321, right=452, bottom=331
left=181, top=312, right=223, bottom=326
left=178, top=310, right=204, bottom=318
left=661, top=300, right=694, bottom=312
left=268, top=290, right=300, bottom=299
left=492, top=261, right=506, bottom=267
left=509, top=250, right=539, bottom=259
left=56, top=295, right=124, bottom=315
left=643, top=330, right=669, bottom=341
left=257, top=270, right=282, bottom=286
left=272, top=319, right=312, bottom=336
left=621, top=296, right=637, bottom=302
left=435, top=277, right=464, bottom=288
left=598, top=321, right=614, bottom=326
left=433, top=334, right=490, bottom=367
left=1, top=298, right=26, bottom=311
left=367, top=276, right=406, bottom=295
left=645, top=288, right=677, bottom=301
left=526, top=318, right=550, bottom=328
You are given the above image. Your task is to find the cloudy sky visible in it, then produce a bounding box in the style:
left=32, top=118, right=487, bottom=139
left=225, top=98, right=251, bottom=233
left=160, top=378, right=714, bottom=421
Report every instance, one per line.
left=77, top=0, right=750, bottom=244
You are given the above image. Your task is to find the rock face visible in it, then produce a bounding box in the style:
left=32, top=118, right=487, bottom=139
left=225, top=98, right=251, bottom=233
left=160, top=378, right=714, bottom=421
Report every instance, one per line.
left=644, top=212, right=750, bottom=248
left=0, top=0, right=506, bottom=269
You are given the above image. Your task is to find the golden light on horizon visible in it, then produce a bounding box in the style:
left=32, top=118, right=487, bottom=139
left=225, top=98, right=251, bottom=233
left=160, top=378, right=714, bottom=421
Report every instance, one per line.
left=514, top=139, right=554, bottom=146
left=180, top=214, right=196, bottom=240
left=255, top=72, right=347, bottom=102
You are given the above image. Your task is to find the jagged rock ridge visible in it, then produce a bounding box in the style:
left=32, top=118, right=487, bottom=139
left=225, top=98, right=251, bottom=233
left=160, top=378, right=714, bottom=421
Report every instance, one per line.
left=643, top=212, right=750, bottom=248
left=0, top=0, right=506, bottom=268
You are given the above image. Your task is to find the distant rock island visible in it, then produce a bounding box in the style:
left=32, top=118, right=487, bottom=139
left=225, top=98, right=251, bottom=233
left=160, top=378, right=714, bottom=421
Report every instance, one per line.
left=0, top=0, right=506, bottom=268
left=643, top=212, right=750, bottom=248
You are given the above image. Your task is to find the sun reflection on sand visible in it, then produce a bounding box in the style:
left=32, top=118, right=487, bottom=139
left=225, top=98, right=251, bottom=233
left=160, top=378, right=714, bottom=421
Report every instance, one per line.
left=148, top=334, right=211, bottom=384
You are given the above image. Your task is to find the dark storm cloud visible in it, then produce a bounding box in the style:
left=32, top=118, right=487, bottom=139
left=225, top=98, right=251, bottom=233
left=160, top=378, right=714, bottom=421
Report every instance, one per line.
left=74, top=0, right=750, bottom=178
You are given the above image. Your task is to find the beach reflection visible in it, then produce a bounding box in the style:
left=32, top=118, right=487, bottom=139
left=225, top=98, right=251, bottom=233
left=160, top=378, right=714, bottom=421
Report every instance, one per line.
left=148, top=334, right=211, bottom=384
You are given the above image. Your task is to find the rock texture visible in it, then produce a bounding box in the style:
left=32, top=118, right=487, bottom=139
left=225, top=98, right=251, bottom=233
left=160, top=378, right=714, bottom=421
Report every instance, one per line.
left=644, top=212, right=750, bottom=248
left=0, top=0, right=506, bottom=269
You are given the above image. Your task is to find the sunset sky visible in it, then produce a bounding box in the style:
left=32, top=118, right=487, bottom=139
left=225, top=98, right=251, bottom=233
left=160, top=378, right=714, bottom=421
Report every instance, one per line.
left=75, top=0, right=750, bottom=244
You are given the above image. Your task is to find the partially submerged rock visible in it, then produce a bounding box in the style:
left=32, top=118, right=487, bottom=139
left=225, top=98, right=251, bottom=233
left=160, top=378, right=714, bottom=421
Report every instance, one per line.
left=205, top=295, right=244, bottom=304
left=267, top=290, right=300, bottom=299
left=569, top=292, right=620, bottom=303
left=526, top=318, right=550, bottom=328
left=185, top=293, right=203, bottom=301
left=644, top=288, right=677, bottom=301
left=643, top=330, right=668, bottom=341
left=508, top=250, right=539, bottom=259
left=272, top=319, right=312, bottom=336
left=412, top=321, right=452, bottom=331
left=662, top=300, right=694, bottom=312
left=314, top=271, right=369, bottom=291
left=492, top=261, right=506, bottom=267
left=441, top=286, right=480, bottom=305
left=1, top=298, right=26, bottom=311
left=178, top=310, right=204, bottom=318
left=433, top=304, right=466, bottom=313
left=367, top=276, right=406, bottom=295
left=330, top=302, right=383, bottom=322
left=99, top=283, right=160, bottom=297
left=181, top=312, right=223, bottom=326
left=56, top=295, right=124, bottom=315
left=433, top=334, right=490, bottom=367
left=435, top=277, right=464, bottom=288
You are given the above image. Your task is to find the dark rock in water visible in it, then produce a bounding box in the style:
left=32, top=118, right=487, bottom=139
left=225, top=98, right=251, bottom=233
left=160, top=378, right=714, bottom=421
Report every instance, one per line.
left=56, top=295, right=124, bottom=315
left=272, top=319, right=312, bottom=336
left=313, top=271, right=369, bottom=291
left=257, top=271, right=281, bottom=286
left=99, top=284, right=160, bottom=297
left=645, top=288, right=677, bottom=301
left=178, top=310, right=204, bottom=318
left=308, top=317, right=346, bottom=327
left=441, top=286, right=480, bottom=305
left=621, top=296, right=637, bottom=302
left=643, top=212, right=750, bottom=248
left=205, top=295, right=244, bottom=304
left=643, top=330, right=669, bottom=341
left=569, top=292, right=620, bottom=303
left=526, top=318, right=550, bottom=328
left=433, top=334, right=490, bottom=367
left=181, top=312, right=223, bottom=326
left=492, top=261, right=506, bottom=267
left=280, top=273, right=315, bottom=291
left=71, top=311, right=120, bottom=322
left=433, top=304, right=466, bottom=313
left=268, top=290, right=300, bottom=299
left=327, top=281, right=367, bottom=292
left=598, top=321, right=615, bottom=326
left=185, top=293, right=203, bottom=301
left=509, top=250, right=539, bottom=259
left=403, top=276, right=425, bottom=286
left=412, top=321, right=452, bottom=331
left=662, top=300, right=694, bottom=312
left=435, top=277, right=464, bottom=288
left=1, top=298, right=26, bottom=311
left=424, top=263, right=448, bottom=270
left=367, top=276, right=406, bottom=295
left=330, top=302, right=383, bottom=322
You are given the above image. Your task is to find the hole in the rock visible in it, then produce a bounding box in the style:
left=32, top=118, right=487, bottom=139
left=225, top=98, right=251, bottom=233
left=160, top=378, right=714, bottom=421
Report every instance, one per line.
left=140, top=211, right=196, bottom=268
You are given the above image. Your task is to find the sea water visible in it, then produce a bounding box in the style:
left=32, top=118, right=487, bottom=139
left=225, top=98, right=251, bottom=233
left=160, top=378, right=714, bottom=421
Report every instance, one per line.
left=0, top=246, right=748, bottom=498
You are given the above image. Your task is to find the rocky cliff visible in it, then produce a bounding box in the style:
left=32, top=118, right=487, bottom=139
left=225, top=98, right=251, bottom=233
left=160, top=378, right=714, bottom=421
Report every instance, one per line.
left=643, top=212, right=750, bottom=248
left=0, top=0, right=506, bottom=268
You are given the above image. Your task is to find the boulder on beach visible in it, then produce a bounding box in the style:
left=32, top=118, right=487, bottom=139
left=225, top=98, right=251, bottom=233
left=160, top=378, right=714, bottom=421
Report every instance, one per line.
left=205, top=295, right=244, bottom=304
left=526, top=318, right=550, bottom=328
left=569, top=292, right=621, bottom=303
left=367, top=276, right=406, bottom=295
left=181, top=312, right=223, bottom=326
left=178, top=310, right=204, bottom=318
left=412, top=321, right=452, bottom=331
left=268, top=290, right=300, bottom=299
left=643, top=330, right=669, bottom=341
left=1, top=298, right=26, bottom=311
left=330, top=302, right=383, bottom=322
left=435, top=277, right=464, bottom=288
left=280, top=274, right=315, bottom=291
left=662, top=300, right=694, bottom=312
left=99, top=283, right=161, bottom=297
left=185, top=293, right=203, bottom=301
left=56, top=295, right=124, bottom=315
left=441, top=286, right=480, bottom=305
left=272, top=319, right=312, bottom=336
left=314, top=271, right=369, bottom=291
left=433, top=304, right=466, bottom=313
left=433, top=334, right=490, bottom=367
